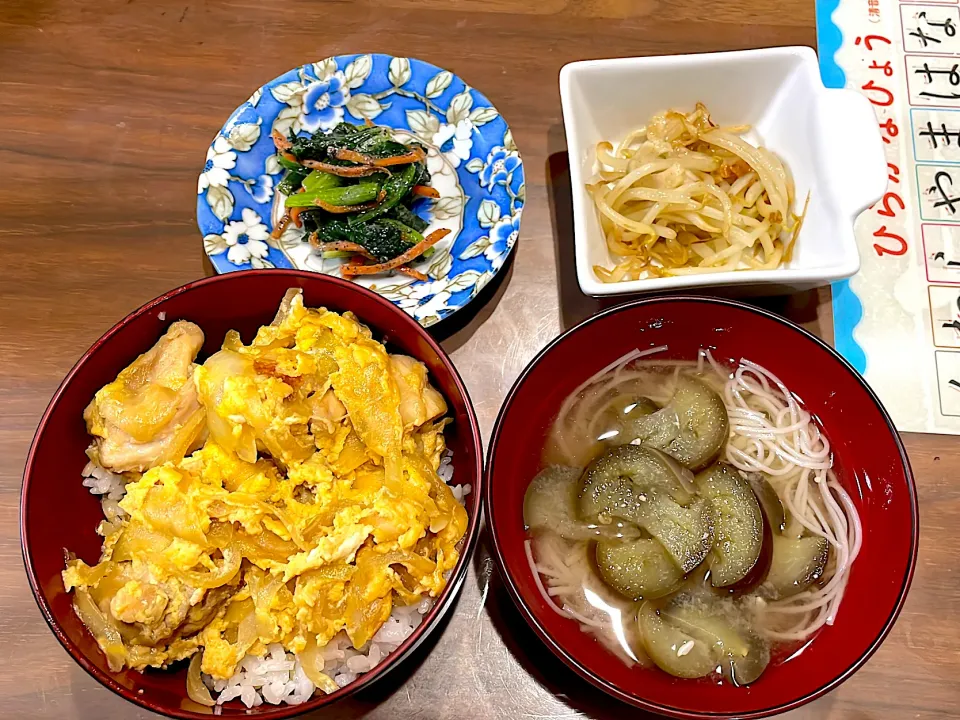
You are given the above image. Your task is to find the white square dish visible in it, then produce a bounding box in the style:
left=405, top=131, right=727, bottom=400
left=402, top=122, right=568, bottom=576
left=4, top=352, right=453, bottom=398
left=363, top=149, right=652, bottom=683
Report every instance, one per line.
left=559, top=46, right=887, bottom=297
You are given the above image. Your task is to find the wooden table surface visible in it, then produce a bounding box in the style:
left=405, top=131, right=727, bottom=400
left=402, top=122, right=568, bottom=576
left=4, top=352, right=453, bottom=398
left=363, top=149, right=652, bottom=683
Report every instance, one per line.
left=1, top=1, right=957, bottom=718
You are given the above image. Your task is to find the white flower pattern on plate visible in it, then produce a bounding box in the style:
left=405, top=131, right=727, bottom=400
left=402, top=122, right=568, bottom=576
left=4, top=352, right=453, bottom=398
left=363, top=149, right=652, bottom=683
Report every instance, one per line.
left=395, top=280, right=449, bottom=309
left=485, top=211, right=522, bottom=270
left=198, top=136, right=237, bottom=193
left=413, top=291, right=451, bottom=322
left=427, top=120, right=473, bottom=174
left=224, top=208, right=270, bottom=265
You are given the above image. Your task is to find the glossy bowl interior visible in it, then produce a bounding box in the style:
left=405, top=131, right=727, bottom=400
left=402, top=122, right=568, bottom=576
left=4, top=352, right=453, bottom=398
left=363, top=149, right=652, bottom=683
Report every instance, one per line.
left=21, top=270, right=483, bottom=719
left=486, top=297, right=917, bottom=719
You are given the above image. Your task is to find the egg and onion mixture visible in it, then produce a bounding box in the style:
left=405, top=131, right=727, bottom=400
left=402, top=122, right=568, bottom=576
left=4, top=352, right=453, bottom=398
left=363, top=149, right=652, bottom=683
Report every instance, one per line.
left=62, top=289, right=467, bottom=693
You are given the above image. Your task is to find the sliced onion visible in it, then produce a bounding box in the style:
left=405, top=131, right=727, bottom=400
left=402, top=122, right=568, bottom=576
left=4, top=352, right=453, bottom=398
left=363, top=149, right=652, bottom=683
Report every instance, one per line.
left=73, top=589, right=126, bottom=672
left=229, top=494, right=309, bottom=550
left=65, top=558, right=114, bottom=589
left=110, top=522, right=172, bottom=562
left=252, top=574, right=283, bottom=637
left=236, top=606, right=259, bottom=653
left=300, top=634, right=340, bottom=694
left=186, top=653, right=216, bottom=707
left=204, top=520, right=234, bottom=548
left=172, top=544, right=242, bottom=589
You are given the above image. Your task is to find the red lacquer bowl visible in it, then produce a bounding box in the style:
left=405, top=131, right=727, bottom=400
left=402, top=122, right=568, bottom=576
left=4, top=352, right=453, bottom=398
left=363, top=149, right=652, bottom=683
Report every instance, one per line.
left=21, top=270, right=483, bottom=719
left=486, top=297, right=918, bottom=719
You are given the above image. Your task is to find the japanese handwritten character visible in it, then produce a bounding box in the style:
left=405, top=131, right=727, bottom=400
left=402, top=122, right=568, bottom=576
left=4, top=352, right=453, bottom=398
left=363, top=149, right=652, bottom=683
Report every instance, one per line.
left=909, top=27, right=940, bottom=47
left=919, top=11, right=956, bottom=37
left=854, top=35, right=891, bottom=50
left=861, top=80, right=894, bottom=107
left=933, top=171, right=960, bottom=214
left=915, top=62, right=960, bottom=86
left=872, top=226, right=908, bottom=256
left=919, top=121, right=960, bottom=148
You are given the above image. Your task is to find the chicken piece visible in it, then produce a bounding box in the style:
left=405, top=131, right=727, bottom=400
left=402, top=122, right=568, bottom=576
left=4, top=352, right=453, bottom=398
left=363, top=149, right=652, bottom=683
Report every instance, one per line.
left=84, top=321, right=207, bottom=473
left=110, top=580, right=169, bottom=625
left=177, top=585, right=238, bottom=638
left=126, top=579, right=236, bottom=652
left=194, top=349, right=315, bottom=467
left=388, top=355, right=447, bottom=431
left=311, top=388, right=347, bottom=434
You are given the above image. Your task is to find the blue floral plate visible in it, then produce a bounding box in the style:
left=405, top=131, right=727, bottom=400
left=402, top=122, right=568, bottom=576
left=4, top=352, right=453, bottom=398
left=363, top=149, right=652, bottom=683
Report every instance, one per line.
left=197, top=54, right=524, bottom=327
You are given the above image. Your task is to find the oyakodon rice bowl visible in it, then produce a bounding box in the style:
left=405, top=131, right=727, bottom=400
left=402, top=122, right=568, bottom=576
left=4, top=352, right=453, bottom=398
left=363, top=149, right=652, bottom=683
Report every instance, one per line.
left=63, top=287, right=473, bottom=710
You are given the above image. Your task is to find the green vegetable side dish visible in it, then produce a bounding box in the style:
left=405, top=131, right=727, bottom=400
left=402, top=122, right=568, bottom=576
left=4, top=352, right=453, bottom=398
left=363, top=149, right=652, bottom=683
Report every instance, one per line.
left=271, top=122, right=444, bottom=278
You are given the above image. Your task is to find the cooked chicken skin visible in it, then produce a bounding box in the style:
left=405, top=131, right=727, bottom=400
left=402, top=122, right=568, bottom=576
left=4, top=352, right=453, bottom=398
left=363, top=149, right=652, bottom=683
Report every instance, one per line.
left=84, top=321, right=208, bottom=473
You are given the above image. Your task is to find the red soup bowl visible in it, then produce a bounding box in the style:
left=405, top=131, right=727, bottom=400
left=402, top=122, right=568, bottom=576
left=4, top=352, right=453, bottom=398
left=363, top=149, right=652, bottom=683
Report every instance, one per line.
left=485, top=296, right=918, bottom=719
left=21, top=270, right=483, bottom=719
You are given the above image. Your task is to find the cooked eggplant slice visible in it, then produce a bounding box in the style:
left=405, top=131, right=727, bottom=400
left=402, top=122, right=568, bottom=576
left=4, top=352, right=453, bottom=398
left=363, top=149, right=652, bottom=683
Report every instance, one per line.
left=580, top=446, right=712, bottom=572
left=600, top=395, right=660, bottom=445
left=696, top=463, right=764, bottom=588
left=725, top=509, right=773, bottom=594
left=629, top=376, right=727, bottom=471
left=663, top=596, right=770, bottom=686
left=639, top=603, right=717, bottom=679
left=596, top=538, right=685, bottom=601
left=764, top=535, right=830, bottom=599
left=524, top=466, right=640, bottom=541
left=641, top=494, right=714, bottom=573
left=722, top=631, right=770, bottom=687
left=746, top=473, right=786, bottom=534
left=579, top=444, right=693, bottom=517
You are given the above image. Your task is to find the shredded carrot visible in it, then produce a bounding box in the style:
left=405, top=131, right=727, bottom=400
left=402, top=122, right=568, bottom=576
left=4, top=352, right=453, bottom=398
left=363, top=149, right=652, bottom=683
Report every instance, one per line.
left=412, top=185, right=440, bottom=199
left=372, top=147, right=426, bottom=167
left=290, top=206, right=305, bottom=227
left=302, top=158, right=389, bottom=177
left=271, top=213, right=292, bottom=239
left=341, top=228, right=450, bottom=277
left=332, top=149, right=374, bottom=164
left=272, top=130, right=292, bottom=152
left=333, top=147, right=426, bottom=167
left=397, top=266, right=428, bottom=281
left=281, top=151, right=299, bottom=164
left=364, top=117, right=374, bottom=128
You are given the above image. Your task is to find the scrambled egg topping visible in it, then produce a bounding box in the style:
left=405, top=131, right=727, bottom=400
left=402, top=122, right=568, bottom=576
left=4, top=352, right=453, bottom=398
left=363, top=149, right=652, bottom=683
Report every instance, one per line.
left=63, top=289, right=467, bottom=688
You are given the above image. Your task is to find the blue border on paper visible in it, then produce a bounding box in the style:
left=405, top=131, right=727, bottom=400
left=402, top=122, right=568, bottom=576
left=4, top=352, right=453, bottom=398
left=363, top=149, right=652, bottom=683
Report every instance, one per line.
left=817, top=0, right=869, bottom=374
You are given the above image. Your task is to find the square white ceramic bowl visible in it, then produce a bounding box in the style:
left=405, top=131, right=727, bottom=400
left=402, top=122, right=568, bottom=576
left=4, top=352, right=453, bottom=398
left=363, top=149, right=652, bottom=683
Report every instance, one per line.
left=559, top=46, right=887, bottom=297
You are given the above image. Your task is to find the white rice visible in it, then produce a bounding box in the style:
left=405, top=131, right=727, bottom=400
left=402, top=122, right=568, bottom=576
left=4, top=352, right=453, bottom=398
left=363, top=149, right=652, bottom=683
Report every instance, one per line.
left=81, top=460, right=126, bottom=501
left=204, top=644, right=315, bottom=709
left=82, top=450, right=470, bottom=709
left=82, top=461, right=129, bottom=533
